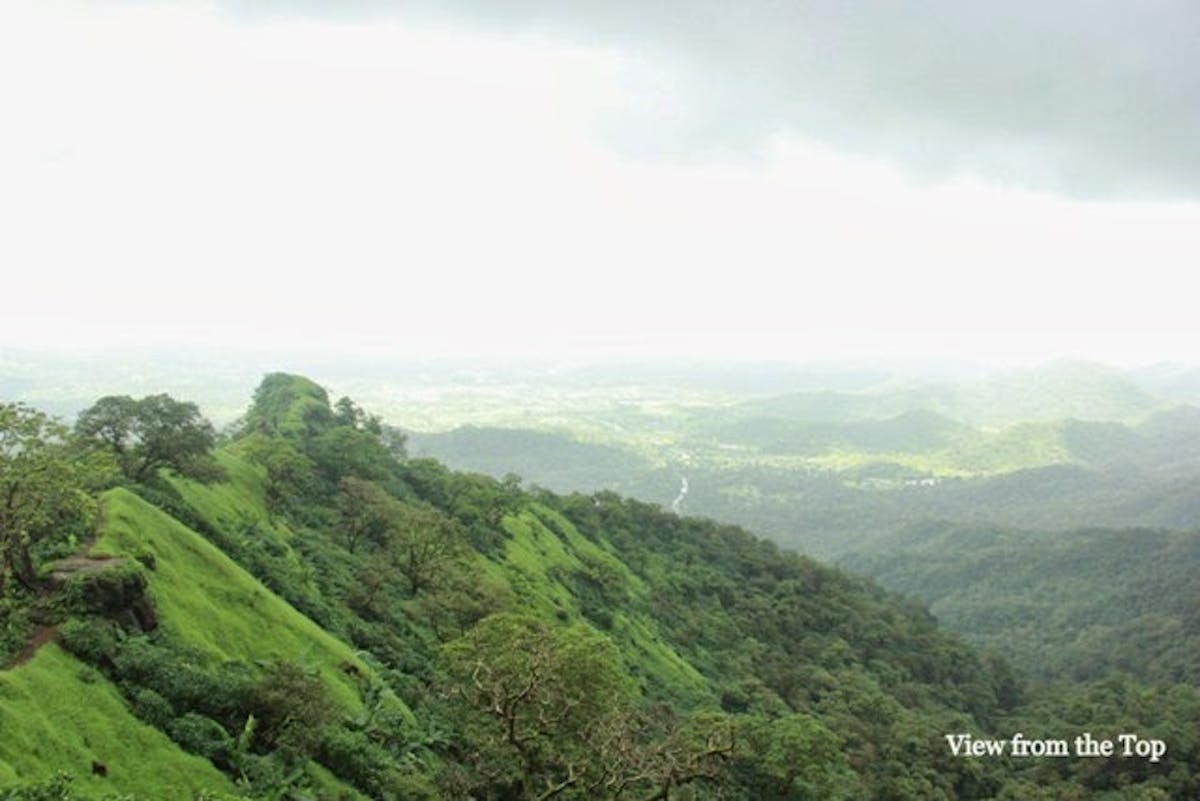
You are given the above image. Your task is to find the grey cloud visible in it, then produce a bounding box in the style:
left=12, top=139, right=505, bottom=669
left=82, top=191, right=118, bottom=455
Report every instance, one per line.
left=227, top=0, right=1200, bottom=198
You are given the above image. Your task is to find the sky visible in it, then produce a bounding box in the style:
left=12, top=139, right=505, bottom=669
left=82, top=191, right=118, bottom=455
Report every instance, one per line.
left=2, top=0, right=1198, bottom=366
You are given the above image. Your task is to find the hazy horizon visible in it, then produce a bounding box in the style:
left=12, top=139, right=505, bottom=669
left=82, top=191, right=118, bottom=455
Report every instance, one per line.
left=3, top=342, right=1198, bottom=373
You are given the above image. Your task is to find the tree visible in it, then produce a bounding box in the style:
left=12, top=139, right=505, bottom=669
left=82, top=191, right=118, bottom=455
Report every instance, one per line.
left=442, top=613, right=631, bottom=799
left=307, top=425, right=395, bottom=486
left=380, top=424, right=409, bottom=460
left=0, top=403, right=97, bottom=592
left=336, top=478, right=465, bottom=593
left=76, top=393, right=218, bottom=482
left=336, top=477, right=399, bottom=553
left=242, top=435, right=316, bottom=512
left=387, top=504, right=466, bottom=596
left=441, top=614, right=733, bottom=800
left=334, top=396, right=382, bottom=435
left=250, top=659, right=337, bottom=761
left=735, top=713, right=856, bottom=799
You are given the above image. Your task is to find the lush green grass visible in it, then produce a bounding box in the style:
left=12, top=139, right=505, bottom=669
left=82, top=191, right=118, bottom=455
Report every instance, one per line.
left=0, top=644, right=236, bottom=798
left=166, top=450, right=327, bottom=598
left=501, top=510, right=594, bottom=617
left=498, top=505, right=712, bottom=708
left=94, top=488, right=367, bottom=711
left=169, top=450, right=283, bottom=537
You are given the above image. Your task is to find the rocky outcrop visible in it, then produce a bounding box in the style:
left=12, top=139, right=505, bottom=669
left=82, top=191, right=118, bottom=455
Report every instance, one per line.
left=50, top=556, right=158, bottom=633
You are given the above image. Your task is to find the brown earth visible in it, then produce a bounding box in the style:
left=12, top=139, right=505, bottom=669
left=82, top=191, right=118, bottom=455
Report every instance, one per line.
left=8, top=625, right=57, bottom=668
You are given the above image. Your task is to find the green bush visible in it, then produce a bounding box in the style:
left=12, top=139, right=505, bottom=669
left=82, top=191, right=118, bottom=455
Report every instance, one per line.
left=317, top=727, right=433, bottom=800
left=0, top=594, right=34, bottom=664
left=58, top=617, right=118, bottom=665
left=127, top=686, right=175, bottom=728
left=166, top=713, right=233, bottom=768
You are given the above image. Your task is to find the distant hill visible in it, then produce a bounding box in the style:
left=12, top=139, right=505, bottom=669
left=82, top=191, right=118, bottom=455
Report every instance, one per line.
left=1130, top=362, right=1200, bottom=403
left=730, top=360, right=1164, bottom=430
left=947, top=360, right=1163, bottom=426
left=409, top=426, right=650, bottom=493
left=695, top=409, right=973, bottom=455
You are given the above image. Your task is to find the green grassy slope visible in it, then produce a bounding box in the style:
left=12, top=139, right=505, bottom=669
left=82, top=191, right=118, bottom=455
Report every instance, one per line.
left=168, top=450, right=283, bottom=537
left=497, top=505, right=714, bottom=708
left=94, top=487, right=367, bottom=711
left=0, top=644, right=236, bottom=798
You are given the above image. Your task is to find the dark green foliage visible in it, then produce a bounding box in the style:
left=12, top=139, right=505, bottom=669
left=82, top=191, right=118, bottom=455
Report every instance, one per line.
left=0, top=591, right=35, bottom=664
left=166, top=713, right=233, bottom=766
left=552, top=548, right=629, bottom=630
left=395, top=459, right=518, bottom=557
left=440, top=613, right=735, bottom=800
left=998, top=676, right=1200, bottom=799
left=734, top=713, right=859, bottom=799
left=60, top=562, right=148, bottom=618
left=101, top=637, right=260, bottom=731
left=75, top=394, right=219, bottom=483
left=127, top=685, right=175, bottom=728
left=250, top=660, right=338, bottom=760
left=240, top=435, right=317, bottom=513
left=58, top=617, right=118, bottom=665
left=333, top=396, right=382, bottom=435
left=335, top=477, right=397, bottom=554
left=317, top=727, right=437, bottom=801
left=307, top=426, right=397, bottom=487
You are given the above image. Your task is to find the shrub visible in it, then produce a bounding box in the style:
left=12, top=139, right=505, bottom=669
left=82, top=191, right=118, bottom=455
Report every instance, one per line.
left=127, top=686, right=174, bottom=728
left=166, top=713, right=232, bottom=768
left=58, top=618, right=118, bottom=666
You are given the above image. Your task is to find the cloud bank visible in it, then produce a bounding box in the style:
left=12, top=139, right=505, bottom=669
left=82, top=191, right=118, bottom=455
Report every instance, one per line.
left=227, top=0, right=1200, bottom=198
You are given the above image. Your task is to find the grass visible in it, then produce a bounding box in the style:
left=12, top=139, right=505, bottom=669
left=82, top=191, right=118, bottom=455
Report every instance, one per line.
left=0, top=644, right=236, bottom=798
left=166, top=450, right=327, bottom=599
left=168, top=451, right=284, bottom=538
left=497, top=505, right=713, bottom=710
left=94, top=487, right=367, bottom=711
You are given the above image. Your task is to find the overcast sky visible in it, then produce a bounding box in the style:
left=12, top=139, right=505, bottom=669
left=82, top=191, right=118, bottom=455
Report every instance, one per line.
left=2, top=0, right=1198, bottom=366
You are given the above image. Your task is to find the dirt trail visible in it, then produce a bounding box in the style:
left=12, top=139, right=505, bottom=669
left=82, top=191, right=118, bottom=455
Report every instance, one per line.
left=47, top=553, right=122, bottom=585
left=3, top=523, right=125, bottom=670
left=8, top=625, right=57, bottom=668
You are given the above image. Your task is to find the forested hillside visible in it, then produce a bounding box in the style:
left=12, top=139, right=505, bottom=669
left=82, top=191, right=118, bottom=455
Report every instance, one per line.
left=843, top=523, right=1200, bottom=686
left=2, top=376, right=1198, bottom=800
